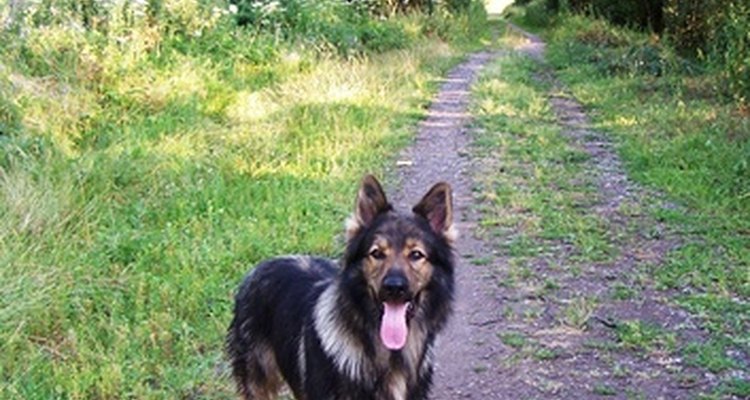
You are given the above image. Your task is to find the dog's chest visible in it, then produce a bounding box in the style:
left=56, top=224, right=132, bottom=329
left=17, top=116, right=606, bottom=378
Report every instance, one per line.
left=383, top=370, right=408, bottom=400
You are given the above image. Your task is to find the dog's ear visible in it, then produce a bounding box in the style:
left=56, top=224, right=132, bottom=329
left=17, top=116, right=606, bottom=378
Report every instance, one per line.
left=413, top=182, right=457, bottom=243
left=346, top=175, right=391, bottom=240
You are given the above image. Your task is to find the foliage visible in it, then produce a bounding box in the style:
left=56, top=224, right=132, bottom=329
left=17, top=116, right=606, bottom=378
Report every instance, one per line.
left=663, top=0, right=727, bottom=55
left=545, top=15, right=691, bottom=79
left=523, top=0, right=554, bottom=27
left=566, top=0, right=664, bottom=31
left=709, top=2, right=750, bottom=107
left=514, top=0, right=750, bottom=108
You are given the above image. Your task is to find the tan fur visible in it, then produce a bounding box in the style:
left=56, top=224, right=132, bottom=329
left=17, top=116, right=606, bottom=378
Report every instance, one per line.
left=344, top=214, right=361, bottom=242
left=314, top=285, right=368, bottom=383
left=386, top=371, right=408, bottom=400
left=363, top=237, right=435, bottom=299
left=242, top=344, right=283, bottom=400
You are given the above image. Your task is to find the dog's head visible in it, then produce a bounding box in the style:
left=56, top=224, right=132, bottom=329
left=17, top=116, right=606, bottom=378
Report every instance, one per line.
left=343, top=175, right=456, bottom=351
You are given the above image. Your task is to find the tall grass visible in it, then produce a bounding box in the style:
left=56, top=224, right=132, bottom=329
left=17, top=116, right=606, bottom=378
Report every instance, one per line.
left=0, top=1, right=489, bottom=397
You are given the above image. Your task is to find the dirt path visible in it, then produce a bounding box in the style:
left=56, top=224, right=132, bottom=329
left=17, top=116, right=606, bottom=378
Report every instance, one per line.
left=388, top=49, right=506, bottom=399
left=389, top=24, right=730, bottom=399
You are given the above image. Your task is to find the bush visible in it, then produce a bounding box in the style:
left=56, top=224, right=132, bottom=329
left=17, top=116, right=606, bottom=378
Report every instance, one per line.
left=421, top=0, right=488, bottom=46
left=664, top=1, right=750, bottom=106
left=663, top=0, right=725, bottom=56
left=522, top=0, right=555, bottom=27
left=710, top=2, right=750, bottom=107
left=547, top=15, right=690, bottom=78
left=542, top=0, right=749, bottom=107
left=565, top=0, right=664, bottom=31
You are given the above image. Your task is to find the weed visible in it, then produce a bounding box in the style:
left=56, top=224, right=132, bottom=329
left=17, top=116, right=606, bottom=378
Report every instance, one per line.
left=583, top=339, right=619, bottom=352
left=561, top=297, right=597, bottom=330
left=611, top=282, right=637, bottom=300
left=612, top=363, right=630, bottom=378
left=498, top=331, right=527, bottom=348
left=471, top=255, right=494, bottom=266
left=593, top=383, right=618, bottom=396
left=543, top=277, right=560, bottom=291
left=683, top=340, right=739, bottom=373
left=718, top=377, right=750, bottom=398
left=533, top=346, right=559, bottom=360
left=614, top=320, right=676, bottom=352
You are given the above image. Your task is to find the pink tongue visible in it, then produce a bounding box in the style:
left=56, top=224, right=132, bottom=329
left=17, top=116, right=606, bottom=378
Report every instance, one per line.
left=380, top=302, right=409, bottom=350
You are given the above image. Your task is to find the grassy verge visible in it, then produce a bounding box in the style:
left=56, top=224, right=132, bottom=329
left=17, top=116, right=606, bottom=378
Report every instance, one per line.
left=0, top=6, right=490, bottom=398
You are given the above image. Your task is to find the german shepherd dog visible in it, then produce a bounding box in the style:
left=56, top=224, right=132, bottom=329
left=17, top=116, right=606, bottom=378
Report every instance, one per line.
left=227, top=175, right=456, bottom=400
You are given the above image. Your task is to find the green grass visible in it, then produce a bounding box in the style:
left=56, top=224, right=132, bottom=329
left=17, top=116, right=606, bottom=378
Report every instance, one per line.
left=610, top=282, right=637, bottom=300
left=0, top=6, right=491, bottom=398
left=592, top=383, right=618, bottom=396
left=541, top=14, right=749, bottom=300
left=473, top=16, right=747, bottom=396
left=614, top=320, right=676, bottom=353
left=498, top=331, right=527, bottom=348
left=538, top=13, right=749, bottom=374
left=684, top=340, right=740, bottom=373
left=471, top=55, right=618, bottom=268
left=496, top=8, right=749, bottom=394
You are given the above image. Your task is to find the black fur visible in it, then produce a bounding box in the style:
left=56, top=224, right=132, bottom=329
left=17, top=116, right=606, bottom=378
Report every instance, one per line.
left=227, top=176, right=455, bottom=400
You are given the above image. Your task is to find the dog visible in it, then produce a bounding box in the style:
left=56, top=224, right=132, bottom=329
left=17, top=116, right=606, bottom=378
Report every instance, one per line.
left=227, top=175, right=456, bottom=400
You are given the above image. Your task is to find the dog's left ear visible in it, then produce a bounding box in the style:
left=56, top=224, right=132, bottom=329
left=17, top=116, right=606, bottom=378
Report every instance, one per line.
left=346, top=175, right=391, bottom=240
left=413, top=182, right=457, bottom=243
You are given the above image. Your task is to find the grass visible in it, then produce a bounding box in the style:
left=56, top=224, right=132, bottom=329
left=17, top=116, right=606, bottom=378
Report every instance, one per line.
left=0, top=6, right=491, bottom=398
left=540, top=15, right=749, bottom=298
left=492, top=8, right=749, bottom=396
left=538, top=13, right=749, bottom=384
left=472, top=15, right=747, bottom=396
left=592, top=383, right=618, bottom=396
left=498, top=331, right=527, bottom=348
left=471, top=55, right=618, bottom=268
left=684, top=340, right=740, bottom=373
left=614, top=320, right=676, bottom=353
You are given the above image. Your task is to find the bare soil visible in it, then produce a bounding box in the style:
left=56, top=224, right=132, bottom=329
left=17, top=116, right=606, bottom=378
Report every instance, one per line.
left=388, top=25, right=730, bottom=399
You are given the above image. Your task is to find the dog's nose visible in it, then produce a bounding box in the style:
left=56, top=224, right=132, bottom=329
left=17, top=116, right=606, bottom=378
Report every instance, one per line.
left=382, top=273, right=409, bottom=299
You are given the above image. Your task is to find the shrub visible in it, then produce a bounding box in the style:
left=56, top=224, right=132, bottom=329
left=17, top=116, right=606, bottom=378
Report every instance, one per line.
left=663, top=0, right=722, bottom=56
left=522, top=0, right=555, bottom=27
left=709, top=2, right=750, bottom=107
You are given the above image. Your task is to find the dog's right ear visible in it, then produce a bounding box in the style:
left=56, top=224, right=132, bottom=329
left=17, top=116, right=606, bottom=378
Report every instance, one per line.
left=346, top=175, right=391, bottom=240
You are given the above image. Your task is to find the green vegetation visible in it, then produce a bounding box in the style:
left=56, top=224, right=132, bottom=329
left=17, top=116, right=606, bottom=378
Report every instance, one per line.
left=592, top=383, right=617, bottom=396
left=531, top=10, right=749, bottom=351
left=507, top=0, right=750, bottom=108
left=0, top=0, right=488, bottom=397
left=471, top=54, right=618, bottom=267
left=684, top=340, right=740, bottom=373
left=614, top=320, right=676, bottom=353
left=495, top=2, right=749, bottom=395
left=498, top=331, right=527, bottom=348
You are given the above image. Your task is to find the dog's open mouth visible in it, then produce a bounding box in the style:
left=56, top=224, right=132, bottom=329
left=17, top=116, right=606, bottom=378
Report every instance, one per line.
left=379, top=301, right=416, bottom=351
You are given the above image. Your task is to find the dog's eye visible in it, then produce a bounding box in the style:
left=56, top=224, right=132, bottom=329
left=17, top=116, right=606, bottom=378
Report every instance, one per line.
left=408, top=250, right=425, bottom=261
left=370, top=248, right=386, bottom=260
